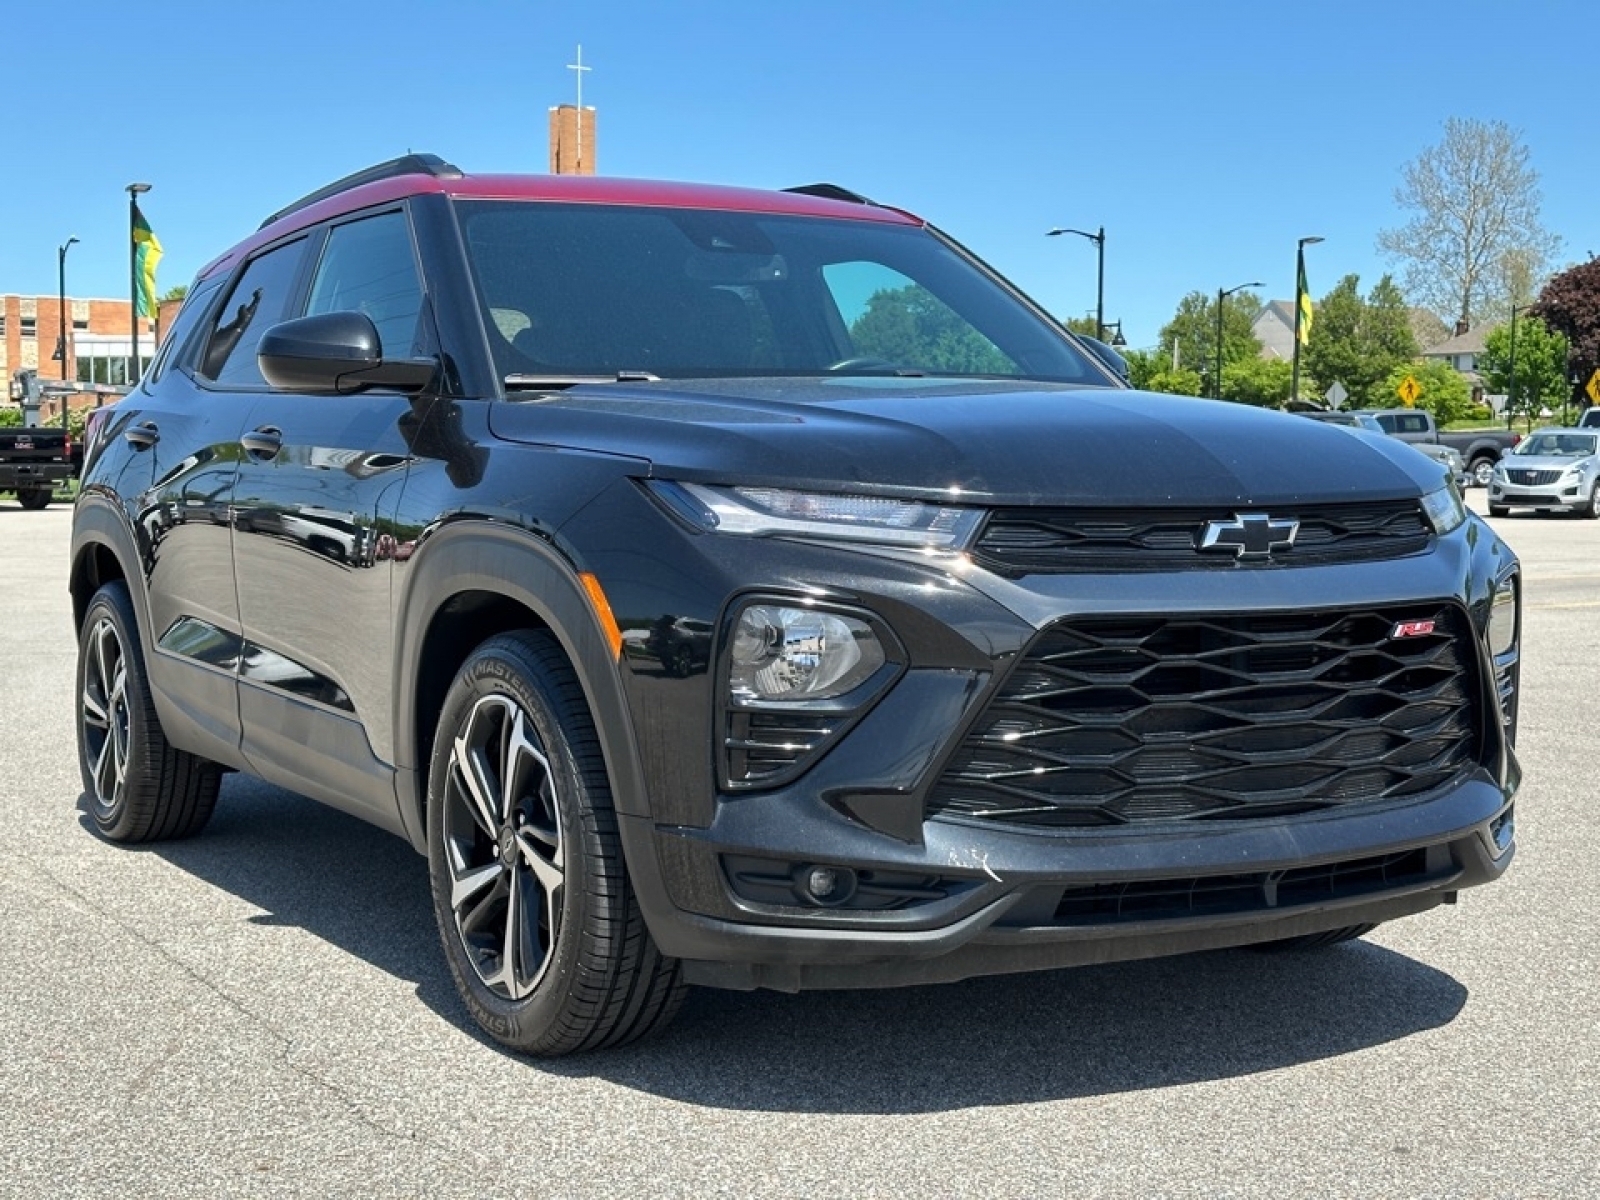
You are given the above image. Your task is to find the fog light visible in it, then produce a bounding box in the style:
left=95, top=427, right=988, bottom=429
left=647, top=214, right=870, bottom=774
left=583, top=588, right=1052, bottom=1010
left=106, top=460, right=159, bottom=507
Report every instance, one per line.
left=730, top=604, right=885, bottom=702
left=795, top=863, right=858, bottom=906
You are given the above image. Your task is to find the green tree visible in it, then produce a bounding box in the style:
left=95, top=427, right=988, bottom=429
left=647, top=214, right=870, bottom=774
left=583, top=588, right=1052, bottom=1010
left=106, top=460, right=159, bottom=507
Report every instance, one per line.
left=1383, top=359, right=1473, bottom=425
left=1158, top=289, right=1263, bottom=396
left=1221, top=357, right=1293, bottom=408
left=1480, top=316, right=1569, bottom=426
left=1377, top=117, right=1560, bottom=329
left=1120, top=348, right=1164, bottom=390
left=850, top=285, right=1011, bottom=374
left=160, top=284, right=189, bottom=303
left=1061, top=315, right=1098, bottom=338
left=1303, top=273, right=1419, bottom=407
left=1142, top=366, right=1204, bottom=397
left=1532, top=258, right=1600, bottom=413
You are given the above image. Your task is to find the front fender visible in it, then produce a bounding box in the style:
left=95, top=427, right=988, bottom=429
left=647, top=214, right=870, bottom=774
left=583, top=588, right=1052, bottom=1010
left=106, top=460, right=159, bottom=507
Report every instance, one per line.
left=391, top=519, right=652, bottom=846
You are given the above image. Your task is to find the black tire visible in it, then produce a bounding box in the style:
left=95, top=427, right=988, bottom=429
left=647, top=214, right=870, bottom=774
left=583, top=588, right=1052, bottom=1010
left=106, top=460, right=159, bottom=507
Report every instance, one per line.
left=76, top=581, right=221, bottom=842
left=1469, top=457, right=1496, bottom=489
left=427, top=631, right=685, bottom=1056
left=1581, top=483, right=1600, bottom=520
left=1489, top=505, right=1509, bottom=518
left=16, top=487, right=52, bottom=510
left=1251, top=924, right=1376, bottom=953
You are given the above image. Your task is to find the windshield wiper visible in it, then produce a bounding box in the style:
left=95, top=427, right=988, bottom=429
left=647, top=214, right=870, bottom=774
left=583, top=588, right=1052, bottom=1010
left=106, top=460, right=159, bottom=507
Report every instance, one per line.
left=503, top=371, right=661, bottom=391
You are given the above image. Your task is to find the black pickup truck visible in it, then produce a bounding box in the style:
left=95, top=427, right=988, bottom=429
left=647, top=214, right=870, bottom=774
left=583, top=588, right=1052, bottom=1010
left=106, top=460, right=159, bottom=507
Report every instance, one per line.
left=1355, top=408, right=1521, bottom=488
left=0, top=421, right=73, bottom=509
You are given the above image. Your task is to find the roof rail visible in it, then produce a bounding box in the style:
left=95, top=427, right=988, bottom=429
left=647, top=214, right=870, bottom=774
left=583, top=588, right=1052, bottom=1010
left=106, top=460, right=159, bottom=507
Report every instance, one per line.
left=259, top=153, right=464, bottom=229
left=783, top=183, right=876, bottom=206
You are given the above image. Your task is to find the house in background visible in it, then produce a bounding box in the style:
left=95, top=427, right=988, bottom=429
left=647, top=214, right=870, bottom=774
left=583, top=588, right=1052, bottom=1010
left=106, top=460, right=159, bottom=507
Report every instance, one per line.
left=1251, top=301, right=1297, bottom=361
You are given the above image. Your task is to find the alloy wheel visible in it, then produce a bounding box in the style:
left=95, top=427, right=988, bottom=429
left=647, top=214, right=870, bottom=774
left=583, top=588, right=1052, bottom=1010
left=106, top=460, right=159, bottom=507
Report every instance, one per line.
left=81, top=616, right=131, bottom=815
left=441, top=693, right=565, bottom=1000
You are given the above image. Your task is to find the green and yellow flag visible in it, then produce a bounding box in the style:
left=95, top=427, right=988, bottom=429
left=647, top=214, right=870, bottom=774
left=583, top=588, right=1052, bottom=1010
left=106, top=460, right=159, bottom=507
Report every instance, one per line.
left=132, top=201, right=163, bottom=318
left=1296, top=258, right=1313, bottom=345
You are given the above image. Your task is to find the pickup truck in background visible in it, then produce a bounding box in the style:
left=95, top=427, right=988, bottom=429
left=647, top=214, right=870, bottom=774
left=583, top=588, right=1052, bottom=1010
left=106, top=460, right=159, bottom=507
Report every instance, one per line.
left=1355, top=408, right=1521, bottom=488
left=3, top=370, right=79, bottom=509
left=0, top=421, right=73, bottom=509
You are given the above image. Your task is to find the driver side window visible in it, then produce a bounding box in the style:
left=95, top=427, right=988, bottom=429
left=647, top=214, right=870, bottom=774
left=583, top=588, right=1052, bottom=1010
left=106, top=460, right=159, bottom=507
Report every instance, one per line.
left=305, top=211, right=424, bottom=358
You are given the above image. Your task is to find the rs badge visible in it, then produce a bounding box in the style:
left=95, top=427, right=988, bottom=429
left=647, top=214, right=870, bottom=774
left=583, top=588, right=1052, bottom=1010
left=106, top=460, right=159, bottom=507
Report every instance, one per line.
left=1391, top=619, right=1436, bottom=640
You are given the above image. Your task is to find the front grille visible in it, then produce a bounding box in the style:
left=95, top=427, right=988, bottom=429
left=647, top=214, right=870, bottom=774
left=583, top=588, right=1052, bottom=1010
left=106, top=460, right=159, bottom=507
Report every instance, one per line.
left=1505, top=469, right=1562, bottom=486
left=1050, top=848, right=1435, bottom=924
left=927, top=605, right=1482, bottom=827
left=971, top=501, right=1430, bottom=574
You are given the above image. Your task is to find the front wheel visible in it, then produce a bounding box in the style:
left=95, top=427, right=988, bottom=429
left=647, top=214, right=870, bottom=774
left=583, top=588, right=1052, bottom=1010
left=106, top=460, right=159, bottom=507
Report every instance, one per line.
left=1469, top=457, right=1496, bottom=489
left=427, top=631, right=685, bottom=1056
left=76, top=581, right=220, bottom=841
left=1489, top=505, right=1510, bottom=518
left=1581, top=482, right=1600, bottom=520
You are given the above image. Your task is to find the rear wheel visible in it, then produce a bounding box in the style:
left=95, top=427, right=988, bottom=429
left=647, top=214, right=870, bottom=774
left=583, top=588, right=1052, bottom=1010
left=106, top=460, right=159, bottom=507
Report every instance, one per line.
left=1469, top=457, right=1496, bottom=489
left=16, top=488, right=51, bottom=510
left=76, top=581, right=221, bottom=841
left=427, top=631, right=685, bottom=1055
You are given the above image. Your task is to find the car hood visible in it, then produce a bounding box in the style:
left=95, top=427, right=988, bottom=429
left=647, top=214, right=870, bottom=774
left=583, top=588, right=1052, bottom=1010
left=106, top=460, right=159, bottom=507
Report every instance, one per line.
left=488, top=378, right=1438, bottom=506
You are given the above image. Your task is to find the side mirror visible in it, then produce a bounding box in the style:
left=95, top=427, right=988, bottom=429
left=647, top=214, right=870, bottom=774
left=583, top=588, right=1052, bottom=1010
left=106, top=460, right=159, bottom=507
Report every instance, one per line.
left=258, top=311, right=437, bottom=395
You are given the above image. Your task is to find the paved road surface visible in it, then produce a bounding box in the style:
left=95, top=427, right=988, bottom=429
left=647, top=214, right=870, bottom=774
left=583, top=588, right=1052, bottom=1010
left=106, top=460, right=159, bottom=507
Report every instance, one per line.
left=1, top=493, right=1594, bottom=1198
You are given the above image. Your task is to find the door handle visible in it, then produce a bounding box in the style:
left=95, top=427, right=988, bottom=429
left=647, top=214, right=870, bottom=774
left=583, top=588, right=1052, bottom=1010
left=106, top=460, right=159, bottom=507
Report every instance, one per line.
left=123, top=421, right=159, bottom=449
left=240, top=427, right=283, bottom=460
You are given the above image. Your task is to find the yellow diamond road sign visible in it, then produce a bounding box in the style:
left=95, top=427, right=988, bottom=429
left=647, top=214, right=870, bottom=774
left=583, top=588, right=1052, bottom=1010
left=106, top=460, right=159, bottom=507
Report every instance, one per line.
left=1398, top=374, right=1421, bottom=406
left=1587, top=369, right=1600, bottom=407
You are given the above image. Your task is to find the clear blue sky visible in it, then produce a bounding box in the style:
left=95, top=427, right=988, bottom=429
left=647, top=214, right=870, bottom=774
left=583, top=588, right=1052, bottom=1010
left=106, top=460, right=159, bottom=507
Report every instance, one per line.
left=5, top=0, right=1594, bottom=351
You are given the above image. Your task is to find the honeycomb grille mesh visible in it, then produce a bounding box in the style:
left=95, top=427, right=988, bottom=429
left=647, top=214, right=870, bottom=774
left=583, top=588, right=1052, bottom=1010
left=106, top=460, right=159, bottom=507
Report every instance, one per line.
left=928, top=605, right=1482, bottom=827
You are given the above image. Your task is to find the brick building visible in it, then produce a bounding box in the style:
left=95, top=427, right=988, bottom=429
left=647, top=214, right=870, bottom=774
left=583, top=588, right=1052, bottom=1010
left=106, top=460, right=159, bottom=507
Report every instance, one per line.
left=2, top=292, right=157, bottom=403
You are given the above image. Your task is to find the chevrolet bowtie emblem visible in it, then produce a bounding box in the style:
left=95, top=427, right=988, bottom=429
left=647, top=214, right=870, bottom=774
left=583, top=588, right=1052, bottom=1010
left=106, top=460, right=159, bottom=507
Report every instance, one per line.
left=1199, top=513, right=1300, bottom=560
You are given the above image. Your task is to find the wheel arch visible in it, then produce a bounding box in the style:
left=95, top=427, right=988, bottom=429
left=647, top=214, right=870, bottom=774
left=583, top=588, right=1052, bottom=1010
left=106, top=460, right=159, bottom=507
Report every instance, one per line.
left=69, top=497, right=145, bottom=640
left=392, top=522, right=650, bottom=853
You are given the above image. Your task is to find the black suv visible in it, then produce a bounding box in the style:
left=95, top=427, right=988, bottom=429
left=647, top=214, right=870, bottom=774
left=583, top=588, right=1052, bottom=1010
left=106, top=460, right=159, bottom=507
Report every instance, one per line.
left=71, top=155, right=1522, bottom=1056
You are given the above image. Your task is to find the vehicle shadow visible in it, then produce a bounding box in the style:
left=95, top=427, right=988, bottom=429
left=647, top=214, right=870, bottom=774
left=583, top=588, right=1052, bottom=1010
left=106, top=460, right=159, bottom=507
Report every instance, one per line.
left=107, top=776, right=1469, bottom=1116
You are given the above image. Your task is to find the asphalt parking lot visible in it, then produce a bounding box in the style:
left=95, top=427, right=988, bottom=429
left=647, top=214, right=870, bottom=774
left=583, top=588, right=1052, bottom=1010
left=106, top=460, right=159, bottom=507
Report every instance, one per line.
left=1, top=490, right=1596, bottom=1198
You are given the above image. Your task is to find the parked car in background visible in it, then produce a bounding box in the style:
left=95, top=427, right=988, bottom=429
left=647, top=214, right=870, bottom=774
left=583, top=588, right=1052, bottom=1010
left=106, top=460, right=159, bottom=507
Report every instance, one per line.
left=1296, top=410, right=1468, bottom=490
left=1353, top=408, right=1520, bottom=488
left=1577, top=408, right=1599, bottom=429
left=1075, top=333, right=1130, bottom=383
left=1488, top=428, right=1600, bottom=518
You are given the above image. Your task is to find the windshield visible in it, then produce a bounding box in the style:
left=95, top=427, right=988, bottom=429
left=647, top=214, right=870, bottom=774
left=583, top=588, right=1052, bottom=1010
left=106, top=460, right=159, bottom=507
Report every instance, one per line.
left=458, top=201, right=1105, bottom=385
left=1516, top=433, right=1598, bottom=457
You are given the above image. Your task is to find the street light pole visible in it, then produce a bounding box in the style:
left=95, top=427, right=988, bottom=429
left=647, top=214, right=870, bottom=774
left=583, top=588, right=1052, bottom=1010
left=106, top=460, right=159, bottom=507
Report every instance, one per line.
left=57, top=236, right=78, bottom=435
left=1215, top=280, right=1262, bottom=401
left=1290, top=236, right=1324, bottom=404
left=126, top=182, right=151, bottom=385
left=1508, top=303, right=1533, bottom=431
left=1047, top=225, right=1106, bottom=340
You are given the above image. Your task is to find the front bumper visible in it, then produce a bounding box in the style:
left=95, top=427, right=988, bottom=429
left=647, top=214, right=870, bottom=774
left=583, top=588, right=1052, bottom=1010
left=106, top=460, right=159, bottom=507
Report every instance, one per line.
left=587, top=493, right=1521, bottom=992
left=1489, top=478, right=1588, bottom=511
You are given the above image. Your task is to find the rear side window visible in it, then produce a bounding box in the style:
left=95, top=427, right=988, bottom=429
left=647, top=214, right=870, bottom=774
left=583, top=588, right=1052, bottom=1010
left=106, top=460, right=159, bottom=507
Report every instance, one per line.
left=146, top=273, right=225, bottom=383
left=305, top=211, right=424, bottom=357
left=199, top=238, right=308, bottom=386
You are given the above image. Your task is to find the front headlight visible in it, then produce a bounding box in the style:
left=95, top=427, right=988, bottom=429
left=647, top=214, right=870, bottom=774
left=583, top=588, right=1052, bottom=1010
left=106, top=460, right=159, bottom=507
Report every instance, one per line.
left=1420, top=483, right=1467, bottom=536
left=729, top=604, right=886, bottom=702
left=650, top=481, right=984, bottom=549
